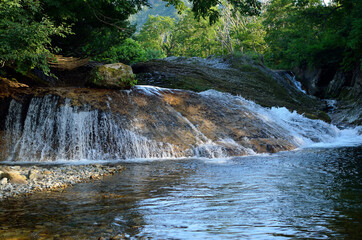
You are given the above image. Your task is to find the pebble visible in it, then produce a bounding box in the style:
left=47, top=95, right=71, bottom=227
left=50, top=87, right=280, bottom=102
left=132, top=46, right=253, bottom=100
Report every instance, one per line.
left=0, top=178, right=7, bottom=185
left=0, top=164, right=125, bottom=200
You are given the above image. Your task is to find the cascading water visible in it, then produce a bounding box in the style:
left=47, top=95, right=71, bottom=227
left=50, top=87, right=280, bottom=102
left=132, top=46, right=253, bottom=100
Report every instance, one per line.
left=3, top=95, right=179, bottom=161
left=276, top=70, right=306, bottom=94
left=1, top=86, right=361, bottom=162
left=199, top=90, right=362, bottom=147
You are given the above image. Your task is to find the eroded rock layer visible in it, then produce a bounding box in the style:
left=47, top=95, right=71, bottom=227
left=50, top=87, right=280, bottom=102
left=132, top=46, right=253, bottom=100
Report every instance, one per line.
left=0, top=85, right=342, bottom=161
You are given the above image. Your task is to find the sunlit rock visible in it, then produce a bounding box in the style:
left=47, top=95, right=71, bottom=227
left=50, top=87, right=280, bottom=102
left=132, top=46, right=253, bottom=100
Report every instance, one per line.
left=1, top=171, right=27, bottom=184
left=87, top=63, right=136, bottom=89
left=0, top=85, right=353, bottom=162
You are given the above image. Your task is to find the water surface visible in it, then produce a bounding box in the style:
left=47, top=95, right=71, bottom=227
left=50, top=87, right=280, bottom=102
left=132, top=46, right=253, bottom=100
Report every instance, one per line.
left=0, top=146, right=361, bottom=239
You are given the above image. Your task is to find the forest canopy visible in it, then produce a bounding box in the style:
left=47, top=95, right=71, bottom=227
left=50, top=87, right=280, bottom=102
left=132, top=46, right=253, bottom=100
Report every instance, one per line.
left=0, top=0, right=260, bottom=74
left=0, top=0, right=360, bottom=75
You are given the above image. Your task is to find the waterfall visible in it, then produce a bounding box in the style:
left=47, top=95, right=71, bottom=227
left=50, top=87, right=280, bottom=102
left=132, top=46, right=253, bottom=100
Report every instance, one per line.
left=200, top=90, right=362, bottom=148
left=276, top=70, right=306, bottom=94
left=3, top=95, right=180, bottom=161
left=1, top=86, right=361, bottom=162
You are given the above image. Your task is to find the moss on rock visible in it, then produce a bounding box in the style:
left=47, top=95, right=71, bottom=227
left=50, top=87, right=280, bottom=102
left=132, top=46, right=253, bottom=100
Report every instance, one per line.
left=87, top=63, right=137, bottom=89
left=133, top=56, right=326, bottom=121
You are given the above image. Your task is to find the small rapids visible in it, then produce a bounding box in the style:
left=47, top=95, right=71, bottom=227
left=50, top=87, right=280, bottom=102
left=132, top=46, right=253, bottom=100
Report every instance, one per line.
left=199, top=90, right=362, bottom=148
left=1, top=86, right=361, bottom=162
left=276, top=70, right=306, bottom=94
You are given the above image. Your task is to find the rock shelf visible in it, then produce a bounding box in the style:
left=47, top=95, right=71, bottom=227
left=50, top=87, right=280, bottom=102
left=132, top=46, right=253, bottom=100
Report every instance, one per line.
left=0, top=164, right=125, bottom=200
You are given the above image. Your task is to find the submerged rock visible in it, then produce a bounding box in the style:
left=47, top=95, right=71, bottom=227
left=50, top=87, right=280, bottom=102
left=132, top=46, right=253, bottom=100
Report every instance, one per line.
left=0, top=164, right=126, bottom=200
left=87, top=63, right=136, bottom=89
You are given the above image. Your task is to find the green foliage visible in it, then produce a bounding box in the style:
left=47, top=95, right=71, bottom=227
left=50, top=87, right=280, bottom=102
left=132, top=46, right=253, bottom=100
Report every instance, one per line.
left=0, top=0, right=264, bottom=76
left=136, top=5, right=267, bottom=58
left=164, top=0, right=262, bottom=24
left=94, top=38, right=166, bottom=65
left=136, top=15, right=176, bottom=56
left=129, top=0, right=181, bottom=31
left=215, top=0, right=267, bottom=55
left=0, top=0, right=70, bottom=75
left=171, top=10, right=223, bottom=57
left=42, top=0, right=262, bottom=57
left=136, top=10, right=224, bottom=57
left=40, top=0, right=152, bottom=57
left=124, top=74, right=138, bottom=87
left=263, top=0, right=362, bottom=70
left=144, top=48, right=168, bottom=60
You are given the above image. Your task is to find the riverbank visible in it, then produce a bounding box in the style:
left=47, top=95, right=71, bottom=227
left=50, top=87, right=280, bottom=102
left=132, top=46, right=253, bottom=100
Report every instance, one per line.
left=0, top=164, right=125, bottom=200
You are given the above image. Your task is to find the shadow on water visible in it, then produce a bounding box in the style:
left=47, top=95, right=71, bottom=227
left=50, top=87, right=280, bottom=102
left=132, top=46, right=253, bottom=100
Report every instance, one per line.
left=0, top=162, right=193, bottom=239
left=0, top=146, right=361, bottom=239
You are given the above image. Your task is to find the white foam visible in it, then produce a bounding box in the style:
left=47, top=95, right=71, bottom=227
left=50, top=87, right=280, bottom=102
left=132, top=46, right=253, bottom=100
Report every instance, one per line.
left=200, top=89, right=362, bottom=149
left=2, top=89, right=361, bottom=163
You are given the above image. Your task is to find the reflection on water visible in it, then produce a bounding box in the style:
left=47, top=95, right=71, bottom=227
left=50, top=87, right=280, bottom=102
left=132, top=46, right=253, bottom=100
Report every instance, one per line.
left=0, top=146, right=361, bottom=239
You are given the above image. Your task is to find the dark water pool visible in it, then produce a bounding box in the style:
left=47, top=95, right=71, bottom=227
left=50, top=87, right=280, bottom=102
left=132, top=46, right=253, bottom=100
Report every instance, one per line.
left=1, top=146, right=361, bottom=239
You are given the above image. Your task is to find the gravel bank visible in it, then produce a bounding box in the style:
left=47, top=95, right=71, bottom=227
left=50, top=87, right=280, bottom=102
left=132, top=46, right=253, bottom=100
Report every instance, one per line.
left=0, top=164, right=125, bottom=200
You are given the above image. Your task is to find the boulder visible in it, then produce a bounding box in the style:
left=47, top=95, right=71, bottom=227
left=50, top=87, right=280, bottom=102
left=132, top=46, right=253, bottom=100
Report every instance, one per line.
left=0, top=177, right=7, bottom=185
left=1, top=171, right=27, bottom=184
left=28, top=169, right=41, bottom=180
left=87, top=63, right=136, bottom=89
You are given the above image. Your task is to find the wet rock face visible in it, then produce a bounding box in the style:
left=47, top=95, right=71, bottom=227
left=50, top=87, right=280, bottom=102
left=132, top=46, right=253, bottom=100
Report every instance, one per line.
left=295, top=64, right=361, bottom=125
left=132, top=56, right=324, bottom=116
left=0, top=86, right=298, bottom=161
left=87, top=63, right=136, bottom=89
left=295, top=65, right=361, bottom=99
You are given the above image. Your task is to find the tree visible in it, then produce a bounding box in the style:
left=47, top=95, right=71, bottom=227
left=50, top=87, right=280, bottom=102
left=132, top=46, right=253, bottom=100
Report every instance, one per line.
left=0, top=0, right=264, bottom=75
left=0, top=0, right=70, bottom=74
left=41, top=0, right=150, bottom=57
left=136, top=10, right=223, bottom=58
left=136, top=15, right=176, bottom=56
left=263, top=0, right=362, bottom=70
left=172, top=9, right=222, bottom=57
left=215, top=1, right=266, bottom=54
left=163, top=0, right=261, bottom=23
left=129, top=0, right=180, bottom=31
left=43, top=0, right=262, bottom=57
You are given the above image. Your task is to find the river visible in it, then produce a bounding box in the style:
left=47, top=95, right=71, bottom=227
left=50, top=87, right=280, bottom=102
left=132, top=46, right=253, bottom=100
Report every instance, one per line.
left=0, top=146, right=361, bottom=239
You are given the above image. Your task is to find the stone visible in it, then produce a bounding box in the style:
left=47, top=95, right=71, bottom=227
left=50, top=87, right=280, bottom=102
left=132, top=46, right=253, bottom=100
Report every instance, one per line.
left=0, top=178, right=8, bottom=185
left=11, top=166, right=21, bottom=171
left=132, top=56, right=324, bottom=117
left=110, top=234, right=125, bottom=240
left=87, top=63, right=136, bottom=89
left=3, top=171, right=27, bottom=184
left=28, top=169, right=41, bottom=180
left=325, top=71, right=346, bottom=98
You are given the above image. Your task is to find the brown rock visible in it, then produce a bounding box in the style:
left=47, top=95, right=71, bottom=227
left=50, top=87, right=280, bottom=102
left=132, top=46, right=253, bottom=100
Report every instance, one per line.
left=28, top=169, right=41, bottom=180
left=0, top=177, right=8, bottom=185
left=2, top=171, right=28, bottom=184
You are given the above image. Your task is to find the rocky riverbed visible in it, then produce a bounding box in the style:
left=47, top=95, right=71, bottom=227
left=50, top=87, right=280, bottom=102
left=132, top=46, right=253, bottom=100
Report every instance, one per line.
left=0, top=164, right=125, bottom=200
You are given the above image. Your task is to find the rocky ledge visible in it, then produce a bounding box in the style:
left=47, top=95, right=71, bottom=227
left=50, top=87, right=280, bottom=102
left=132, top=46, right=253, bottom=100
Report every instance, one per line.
left=0, top=164, right=125, bottom=200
